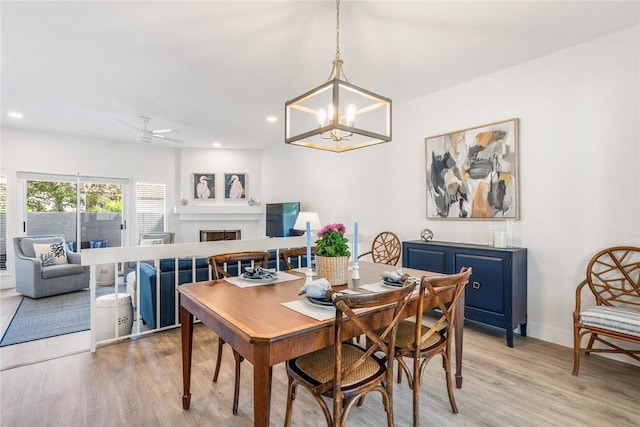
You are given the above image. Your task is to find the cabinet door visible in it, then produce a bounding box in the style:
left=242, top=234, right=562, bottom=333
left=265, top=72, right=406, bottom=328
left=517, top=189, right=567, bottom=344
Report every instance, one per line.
left=454, top=253, right=505, bottom=315
left=404, top=244, right=447, bottom=273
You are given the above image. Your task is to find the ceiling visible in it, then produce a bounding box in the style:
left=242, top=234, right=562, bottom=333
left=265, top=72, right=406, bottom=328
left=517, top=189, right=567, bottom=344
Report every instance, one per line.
left=2, top=1, right=638, bottom=150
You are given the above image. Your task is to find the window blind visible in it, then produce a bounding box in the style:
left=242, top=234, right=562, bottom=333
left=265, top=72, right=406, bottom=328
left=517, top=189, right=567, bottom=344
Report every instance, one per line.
left=136, top=183, right=165, bottom=233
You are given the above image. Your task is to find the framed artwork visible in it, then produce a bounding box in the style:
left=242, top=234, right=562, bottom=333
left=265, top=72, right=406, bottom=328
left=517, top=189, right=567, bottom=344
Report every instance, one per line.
left=193, top=173, right=215, bottom=199
left=224, top=173, right=247, bottom=200
left=425, top=118, right=519, bottom=220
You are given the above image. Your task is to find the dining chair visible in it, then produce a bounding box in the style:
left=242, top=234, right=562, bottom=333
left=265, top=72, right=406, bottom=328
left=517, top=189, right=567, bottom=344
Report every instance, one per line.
left=279, top=246, right=316, bottom=270
left=206, top=251, right=270, bottom=415
left=357, top=231, right=402, bottom=266
left=284, top=282, right=417, bottom=427
left=386, top=267, right=471, bottom=427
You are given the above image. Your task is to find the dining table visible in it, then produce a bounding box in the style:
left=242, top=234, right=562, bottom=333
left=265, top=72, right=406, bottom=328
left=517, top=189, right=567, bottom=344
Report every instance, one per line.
left=178, top=261, right=465, bottom=427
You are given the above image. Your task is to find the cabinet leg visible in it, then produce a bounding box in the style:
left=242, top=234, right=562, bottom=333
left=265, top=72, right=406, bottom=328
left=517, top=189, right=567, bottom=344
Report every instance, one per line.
left=506, top=328, right=514, bottom=348
left=520, top=322, right=527, bottom=337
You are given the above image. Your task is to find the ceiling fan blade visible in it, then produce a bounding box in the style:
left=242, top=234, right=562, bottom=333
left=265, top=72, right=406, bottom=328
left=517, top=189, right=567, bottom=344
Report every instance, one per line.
left=153, top=134, right=183, bottom=143
left=117, top=119, right=141, bottom=131
left=152, top=128, right=177, bottom=134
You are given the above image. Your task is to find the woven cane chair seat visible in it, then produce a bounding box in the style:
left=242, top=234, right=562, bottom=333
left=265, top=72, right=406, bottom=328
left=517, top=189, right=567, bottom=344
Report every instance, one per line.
left=293, top=343, right=385, bottom=387
left=394, top=321, right=445, bottom=350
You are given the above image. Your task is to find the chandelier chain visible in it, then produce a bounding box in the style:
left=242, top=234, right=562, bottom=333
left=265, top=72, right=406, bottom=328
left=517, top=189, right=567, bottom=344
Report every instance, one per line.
left=335, top=0, right=340, bottom=60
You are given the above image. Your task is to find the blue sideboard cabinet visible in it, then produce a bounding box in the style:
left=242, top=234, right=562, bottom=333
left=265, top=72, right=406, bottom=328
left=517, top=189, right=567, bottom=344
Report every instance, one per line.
left=402, top=240, right=527, bottom=347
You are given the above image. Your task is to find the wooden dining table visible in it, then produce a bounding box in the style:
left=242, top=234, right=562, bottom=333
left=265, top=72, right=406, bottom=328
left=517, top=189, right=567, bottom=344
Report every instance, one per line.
left=178, top=261, right=465, bottom=427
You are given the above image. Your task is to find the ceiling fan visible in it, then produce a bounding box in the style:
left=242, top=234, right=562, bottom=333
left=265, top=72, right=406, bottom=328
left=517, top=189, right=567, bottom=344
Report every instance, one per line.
left=120, top=116, right=183, bottom=144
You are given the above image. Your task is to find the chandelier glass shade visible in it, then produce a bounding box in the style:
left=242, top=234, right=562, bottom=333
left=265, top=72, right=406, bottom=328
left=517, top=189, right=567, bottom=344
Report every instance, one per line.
left=285, top=1, right=392, bottom=153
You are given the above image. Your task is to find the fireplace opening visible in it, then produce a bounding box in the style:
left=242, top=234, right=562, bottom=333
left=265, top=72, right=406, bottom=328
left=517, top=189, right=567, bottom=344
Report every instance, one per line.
left=200, top=230, right=241, bottom=242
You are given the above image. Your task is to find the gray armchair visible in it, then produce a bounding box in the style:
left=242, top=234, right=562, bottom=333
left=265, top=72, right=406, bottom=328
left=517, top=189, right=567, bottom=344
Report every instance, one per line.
left=13, top=236, right=90, bottom=299
left=138, top=232, right=174, bottom=245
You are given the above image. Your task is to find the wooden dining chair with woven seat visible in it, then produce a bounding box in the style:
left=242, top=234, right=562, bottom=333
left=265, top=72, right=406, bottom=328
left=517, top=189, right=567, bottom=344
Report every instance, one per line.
left=357, top=231, right=402, bottom=266
left=383, top=268, right=471, bottom=427
left=206, top=251, right=270, bottom=415
left=280, top=246, right=316, bottom=270
left=284, top=283, right=417, bottom=427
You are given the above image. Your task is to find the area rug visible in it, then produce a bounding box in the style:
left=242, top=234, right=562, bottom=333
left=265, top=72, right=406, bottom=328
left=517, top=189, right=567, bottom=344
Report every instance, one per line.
left=0, top=285, right=124, bottom=347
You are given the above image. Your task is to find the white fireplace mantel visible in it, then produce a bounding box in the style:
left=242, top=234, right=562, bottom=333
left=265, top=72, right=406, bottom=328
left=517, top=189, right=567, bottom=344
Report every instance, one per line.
left=173, top=204, right=265, bottom=221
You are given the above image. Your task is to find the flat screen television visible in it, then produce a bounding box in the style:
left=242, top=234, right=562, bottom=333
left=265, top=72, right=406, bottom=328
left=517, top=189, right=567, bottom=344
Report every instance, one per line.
left=265, top=202, right=302, bottom=237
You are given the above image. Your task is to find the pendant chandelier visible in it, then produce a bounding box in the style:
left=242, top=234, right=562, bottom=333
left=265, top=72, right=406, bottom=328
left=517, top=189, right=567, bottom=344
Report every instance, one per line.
left=285, top=0, right=392, bottom=153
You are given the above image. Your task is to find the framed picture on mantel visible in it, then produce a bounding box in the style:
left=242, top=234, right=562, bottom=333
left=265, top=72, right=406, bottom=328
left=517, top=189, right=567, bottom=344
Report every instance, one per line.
left=224, top=173, right=247, bottom=200
left=425, top=118, right=519, bottom=220
left=193, top=173, right=215, bottom=200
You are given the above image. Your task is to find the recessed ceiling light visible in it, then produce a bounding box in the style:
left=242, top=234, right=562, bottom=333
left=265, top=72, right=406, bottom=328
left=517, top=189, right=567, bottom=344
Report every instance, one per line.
left=8, top=111, right=24, bottom=119
left=212, top=142, right=222, bottom=148
left=267, top=116, right=278, bottom=123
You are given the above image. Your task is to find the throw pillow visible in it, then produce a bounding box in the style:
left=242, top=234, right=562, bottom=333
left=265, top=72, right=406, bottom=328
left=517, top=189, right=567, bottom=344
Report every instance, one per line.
left=33, top=242, right=69, bottom=267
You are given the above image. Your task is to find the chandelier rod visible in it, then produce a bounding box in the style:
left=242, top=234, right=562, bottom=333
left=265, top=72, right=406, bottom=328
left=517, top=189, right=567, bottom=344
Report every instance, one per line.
left=335, top=0, right=340, bottom=61
left=328, top=0, right=349, bottom=82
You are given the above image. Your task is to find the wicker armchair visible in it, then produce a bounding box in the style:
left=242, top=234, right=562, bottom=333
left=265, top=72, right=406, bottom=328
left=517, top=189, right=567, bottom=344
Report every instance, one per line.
left=206, top=251, right=270, bottom=414
left=357, top=231, right=401, bottom=266
left=573, top=246, right=640, bottom=375
left=284, top=283, right=416, bottom=427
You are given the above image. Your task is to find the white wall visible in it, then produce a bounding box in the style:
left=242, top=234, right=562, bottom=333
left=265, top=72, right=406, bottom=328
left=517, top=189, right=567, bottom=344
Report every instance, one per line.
left=262, top=26, right=640, bottom=350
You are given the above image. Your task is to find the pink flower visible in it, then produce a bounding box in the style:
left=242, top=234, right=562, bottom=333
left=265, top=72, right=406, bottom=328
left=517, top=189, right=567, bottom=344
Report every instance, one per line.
left=317, top=223, right=346, bottom=238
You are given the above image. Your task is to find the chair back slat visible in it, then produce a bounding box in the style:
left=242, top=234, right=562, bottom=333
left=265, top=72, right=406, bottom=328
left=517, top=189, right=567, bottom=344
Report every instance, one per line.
left=416, top=271, right=470, bottom=349
left=586, top=246, right=640, bottom=307
left=206, top=251, right=270, bottom=279
left=280, top=246, right=316, bottom=270
left=358, top=231, right=402, bottom=266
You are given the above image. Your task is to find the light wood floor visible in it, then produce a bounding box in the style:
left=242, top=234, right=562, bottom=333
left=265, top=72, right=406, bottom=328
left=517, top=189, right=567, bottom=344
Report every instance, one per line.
left=1, top=318, right=639, bottom=427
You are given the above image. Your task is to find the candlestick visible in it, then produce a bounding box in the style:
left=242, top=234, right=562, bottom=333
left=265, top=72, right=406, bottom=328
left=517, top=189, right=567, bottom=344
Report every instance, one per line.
left=351, top=261, right=360, bottom=280
left=305, top=268, right=314, bottom=284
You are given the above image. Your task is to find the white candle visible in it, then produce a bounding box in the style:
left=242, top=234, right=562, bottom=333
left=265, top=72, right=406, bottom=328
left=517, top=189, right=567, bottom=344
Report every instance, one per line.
left=354, top=222, right=358, bottom=260
left=306, top=221, right=312, bottom=268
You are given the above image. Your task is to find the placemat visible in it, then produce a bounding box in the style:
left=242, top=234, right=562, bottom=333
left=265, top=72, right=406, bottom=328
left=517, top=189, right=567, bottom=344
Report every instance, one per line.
left=291, top=267, right=317, bottom=276
left=224, top=271, right=301, bottom=288
left=358, top=282, right=419, bottom=294
left=281, top=289, right=360, bottom=321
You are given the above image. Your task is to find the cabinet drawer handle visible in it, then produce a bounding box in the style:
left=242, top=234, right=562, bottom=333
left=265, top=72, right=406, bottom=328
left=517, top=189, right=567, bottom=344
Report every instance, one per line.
left=472, top=281, right=481, bottom=290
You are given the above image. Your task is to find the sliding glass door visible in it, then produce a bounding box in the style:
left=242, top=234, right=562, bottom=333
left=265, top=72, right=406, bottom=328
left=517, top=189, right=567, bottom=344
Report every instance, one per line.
left=25, top=177, right=79, bottom=247
left=79, top=180, right=124, bottom=250
left=22, top=173, right=126, bottom=251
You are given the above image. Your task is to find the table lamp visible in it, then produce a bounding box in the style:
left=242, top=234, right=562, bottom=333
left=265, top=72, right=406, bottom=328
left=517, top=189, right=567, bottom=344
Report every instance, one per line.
left=293, top=212, right=322, bottom=235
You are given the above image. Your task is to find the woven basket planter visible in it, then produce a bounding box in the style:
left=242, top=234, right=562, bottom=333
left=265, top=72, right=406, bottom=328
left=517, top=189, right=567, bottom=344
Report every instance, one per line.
left=315, top=255, right=349, bottom=286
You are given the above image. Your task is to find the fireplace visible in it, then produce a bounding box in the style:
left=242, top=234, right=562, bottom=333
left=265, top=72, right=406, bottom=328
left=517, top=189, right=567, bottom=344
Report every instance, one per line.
left=200, top=230, right=241, bottom=242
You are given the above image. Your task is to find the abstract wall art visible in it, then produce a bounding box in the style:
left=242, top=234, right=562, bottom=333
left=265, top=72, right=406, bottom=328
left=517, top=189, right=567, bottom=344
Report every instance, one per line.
left=425, top=118, right=519, bottom=220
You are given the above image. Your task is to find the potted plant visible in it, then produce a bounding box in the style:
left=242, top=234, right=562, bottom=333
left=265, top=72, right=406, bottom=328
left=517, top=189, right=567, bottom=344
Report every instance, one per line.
left=315, top=223, right=351, bottom=286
